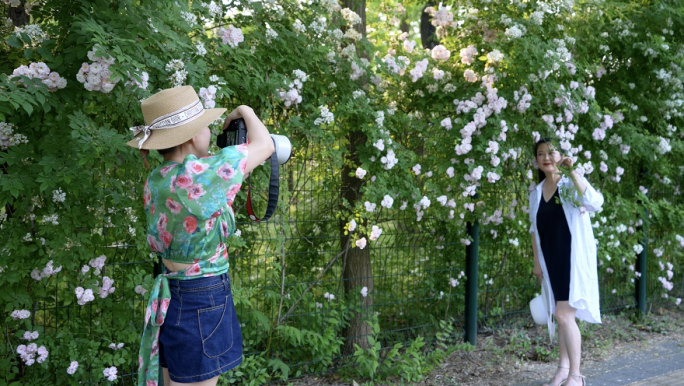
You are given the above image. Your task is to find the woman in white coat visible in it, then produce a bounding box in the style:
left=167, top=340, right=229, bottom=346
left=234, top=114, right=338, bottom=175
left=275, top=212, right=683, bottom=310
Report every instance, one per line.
left=528, top=138, right=604, bottom=386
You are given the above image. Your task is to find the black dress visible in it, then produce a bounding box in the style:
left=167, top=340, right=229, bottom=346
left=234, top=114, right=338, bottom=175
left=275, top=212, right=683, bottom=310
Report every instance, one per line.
left=537, top=186, right=572, bottom=302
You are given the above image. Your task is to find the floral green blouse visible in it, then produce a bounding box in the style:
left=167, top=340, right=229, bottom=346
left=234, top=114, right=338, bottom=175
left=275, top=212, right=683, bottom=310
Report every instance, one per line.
left=137, top=144, right=248, bottom=386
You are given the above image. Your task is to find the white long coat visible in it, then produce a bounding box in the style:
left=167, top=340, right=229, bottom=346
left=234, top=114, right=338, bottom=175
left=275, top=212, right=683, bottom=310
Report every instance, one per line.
left=528, top=175, right=604, bottom=340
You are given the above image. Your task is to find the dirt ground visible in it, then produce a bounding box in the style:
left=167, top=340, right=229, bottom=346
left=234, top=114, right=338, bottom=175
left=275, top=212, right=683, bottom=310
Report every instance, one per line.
left=287, top=306, right=684, bottom=386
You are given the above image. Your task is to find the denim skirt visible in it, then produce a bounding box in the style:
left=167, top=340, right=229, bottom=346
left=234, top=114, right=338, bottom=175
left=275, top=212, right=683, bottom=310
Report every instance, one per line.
left=159, top=272, right=243, bottom=383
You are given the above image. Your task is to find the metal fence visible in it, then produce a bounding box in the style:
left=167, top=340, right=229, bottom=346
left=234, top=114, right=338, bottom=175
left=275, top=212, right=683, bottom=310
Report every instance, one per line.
left=13, top=149, right=684, bottom=385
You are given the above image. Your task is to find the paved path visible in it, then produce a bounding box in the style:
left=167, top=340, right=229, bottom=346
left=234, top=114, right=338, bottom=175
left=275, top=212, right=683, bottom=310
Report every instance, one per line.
left=513, top=340, right=684, bottom=386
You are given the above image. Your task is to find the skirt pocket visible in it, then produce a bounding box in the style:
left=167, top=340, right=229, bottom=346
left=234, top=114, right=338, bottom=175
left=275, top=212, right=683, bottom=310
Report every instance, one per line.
left=197, top=296, right=233, bottom=358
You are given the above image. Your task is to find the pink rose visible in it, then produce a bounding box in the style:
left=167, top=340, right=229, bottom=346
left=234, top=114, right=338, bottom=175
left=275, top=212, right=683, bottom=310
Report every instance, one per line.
left=150, top=203, right=155, bottom=215
left=220, top=221, right=229, bottom=238
left=169, top=176, right=176, bottom=193
left=186, top=161, right=209, bottom=175
left=205, top=218, right=216, bottom=234
left=160, top=298, right=170, bottom=313
left=166, top=198, right=182, bottom=214
left=151, top=299, right=158, bottom=314
left=143, top=188, right=151, bottom=208
left=186, top=263, right=201, bottom=276
left=175, top=174, right=193, bottom=190
left=147, top=235, right=163, bottom=252
left=147, top=380, right=158, bottom=386
left=239, top=158, right=248, bottom=173
left=236, top=143, right=248, bottom=155
left=183, top=216, right=198, bottom=233
left=160, top=231, right=172, bottom=248
left=157, top=213, right=168, bottom=232
left=159, top=164, right=177, bottom=177
left=187, top=184, right=206, bottom=201
left=226, top=184, right=241, bottom=205
left=217, top=163, right=236, bottom=181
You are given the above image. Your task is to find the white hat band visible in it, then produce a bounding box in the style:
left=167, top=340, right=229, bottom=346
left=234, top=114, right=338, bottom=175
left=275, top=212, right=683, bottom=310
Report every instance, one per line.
left=129, top=99, right=205, bottom=149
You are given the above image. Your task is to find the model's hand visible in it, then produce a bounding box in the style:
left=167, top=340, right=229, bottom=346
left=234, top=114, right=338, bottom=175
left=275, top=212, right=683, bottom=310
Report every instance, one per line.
left=559, top=156, right=574, bottom=168
left=533, top=265, right=543, bottom=285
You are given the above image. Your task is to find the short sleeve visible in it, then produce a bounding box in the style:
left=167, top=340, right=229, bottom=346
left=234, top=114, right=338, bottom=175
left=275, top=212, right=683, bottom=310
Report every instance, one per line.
left=175, top=144, right=249, bottom=219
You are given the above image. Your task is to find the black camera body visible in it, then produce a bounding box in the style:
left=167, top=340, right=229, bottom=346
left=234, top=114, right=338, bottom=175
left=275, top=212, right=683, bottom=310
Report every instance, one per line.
left=217, top=118, right=248, bottom=148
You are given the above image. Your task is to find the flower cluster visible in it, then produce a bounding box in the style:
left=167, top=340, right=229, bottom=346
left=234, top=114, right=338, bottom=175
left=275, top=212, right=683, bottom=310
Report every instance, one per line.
left=75, top=287, right=95, bottom=306
left=323, top=292, right=336, bottom=301
left=67, top=361, right=79, bottom=375
left=10, top=62, right=67, bottom=91
left=277, top=70, right=308, bottom=107
left=219, top=25, right=244, bottom=48
left=409, top=59, right=429, bottom=82
left=103, top=366, right=118, bottom=382
left=11, top=309, right=30, bottom=320
left=23, top=331, right=39, bottom=341
left=99, top=276, right=116, bottom=298
left=125, top=70, right=150, bottom=90
left=77, top=46, right=119, bottom=92
left=355, top=237, right=367, bottom=249
left=16, top=343, right=48, bottom=366
left=314, top=105, right=334, bottom=126
left=108, top=342, right=125, bottom=350
left=88, top=254, right=107, bottom=274
left=198, top=85, right=218, bottom=109
left=431, top=45, right=451, bottom=61
left=134, top=285, right=148, bottom=295
left=355, top=167, right=367, bottom=179
left=0, top=122, right=29, bottom=150
left=165, top=59, right=187, bottom=88
left=369, top=225, right=383, bottom=241
left=52, top=188, right=66, bottom=203
left=14, top=23, right=47, bottom=45
left=30, top=260, right=62, bottom=281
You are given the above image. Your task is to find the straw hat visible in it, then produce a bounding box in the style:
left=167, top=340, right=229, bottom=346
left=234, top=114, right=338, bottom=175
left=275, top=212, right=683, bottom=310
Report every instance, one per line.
left=126, top=86, right=226, bottom=150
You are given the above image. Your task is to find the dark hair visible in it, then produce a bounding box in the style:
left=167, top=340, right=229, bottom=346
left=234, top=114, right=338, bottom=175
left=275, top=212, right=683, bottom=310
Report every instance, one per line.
left=157, top=147, right=177, bottom=156
left=533, top=137, right=568, bottom=183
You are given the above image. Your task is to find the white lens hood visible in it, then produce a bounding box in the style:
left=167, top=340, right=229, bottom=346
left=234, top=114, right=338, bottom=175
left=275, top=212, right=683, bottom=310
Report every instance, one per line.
left=271, top=134, right=292, bottom=165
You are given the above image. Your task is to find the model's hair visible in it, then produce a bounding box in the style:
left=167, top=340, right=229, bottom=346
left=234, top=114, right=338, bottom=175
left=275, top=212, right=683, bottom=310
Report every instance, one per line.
left=157, top=147, right=177, bottom=156
left=534, top=137, right=568, bottom=183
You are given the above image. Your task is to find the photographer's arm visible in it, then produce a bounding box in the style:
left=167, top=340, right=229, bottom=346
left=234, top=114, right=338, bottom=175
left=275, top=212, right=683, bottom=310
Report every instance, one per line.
left=226, top=105, right=275, bottom=175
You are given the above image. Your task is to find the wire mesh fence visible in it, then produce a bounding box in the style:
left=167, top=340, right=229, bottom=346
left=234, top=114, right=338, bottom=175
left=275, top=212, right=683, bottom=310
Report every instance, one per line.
left=12, top=147, right=684, bottom=385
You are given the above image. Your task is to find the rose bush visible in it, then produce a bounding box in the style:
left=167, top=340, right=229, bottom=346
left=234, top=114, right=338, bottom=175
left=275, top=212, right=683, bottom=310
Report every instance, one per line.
left=1, top=0, right=683, bottom=384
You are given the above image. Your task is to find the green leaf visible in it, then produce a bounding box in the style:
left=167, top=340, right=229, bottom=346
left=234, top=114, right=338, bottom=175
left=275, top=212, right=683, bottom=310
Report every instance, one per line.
left=24, top=48, right=35, bottom=60
left=6, top=35, right=23, bottom=48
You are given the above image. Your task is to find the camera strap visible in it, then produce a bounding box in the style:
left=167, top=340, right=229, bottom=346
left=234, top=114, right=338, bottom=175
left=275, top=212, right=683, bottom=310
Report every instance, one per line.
left=245, top=145, right=279, bottom=222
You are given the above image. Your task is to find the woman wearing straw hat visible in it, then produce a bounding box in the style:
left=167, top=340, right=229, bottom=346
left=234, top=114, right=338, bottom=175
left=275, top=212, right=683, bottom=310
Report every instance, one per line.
left=528, top=138, right=604, bottom=386
left=127, top=86, right=274, bottom=386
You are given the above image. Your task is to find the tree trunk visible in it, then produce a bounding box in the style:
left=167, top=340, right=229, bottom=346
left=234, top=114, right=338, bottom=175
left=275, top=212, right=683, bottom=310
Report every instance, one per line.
left=420, top=1, right=439, bottom=49
left=7, top=0, right=29, bottom=27
left=339, top=128, right=373, bottom=353
left=341, top=0, right=372, bottom=354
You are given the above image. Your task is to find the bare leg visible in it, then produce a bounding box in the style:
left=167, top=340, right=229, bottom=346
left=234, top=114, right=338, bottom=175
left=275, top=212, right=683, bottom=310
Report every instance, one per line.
left=543, top=327, right=569, bottom=386
left=163, top=367, right=170, bottom=386
left=555, top=301, right=583, bottom=386
left=163, top=367, right=219, bottom=386
left=170, top=376, right=219, bottom=386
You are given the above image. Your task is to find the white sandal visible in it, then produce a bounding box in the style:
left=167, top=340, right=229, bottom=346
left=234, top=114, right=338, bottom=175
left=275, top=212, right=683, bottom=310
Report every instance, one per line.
left=543, top=366, right=569, bottom=386
left=560, top=372, right=586, bottom=386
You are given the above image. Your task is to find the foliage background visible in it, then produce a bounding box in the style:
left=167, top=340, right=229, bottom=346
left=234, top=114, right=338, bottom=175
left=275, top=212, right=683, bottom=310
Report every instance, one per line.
left=1, top=0, right=683, bottom=384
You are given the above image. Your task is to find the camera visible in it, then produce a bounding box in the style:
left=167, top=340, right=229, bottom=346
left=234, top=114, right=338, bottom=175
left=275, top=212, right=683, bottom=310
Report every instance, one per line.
left=216, top=117, right=292, bottom=222
left=217, top=118, right=292, bottom=165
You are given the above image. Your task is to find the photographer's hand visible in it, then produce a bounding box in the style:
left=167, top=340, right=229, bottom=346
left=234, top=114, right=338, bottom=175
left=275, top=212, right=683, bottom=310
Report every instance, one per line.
left=222, top=107, right=245, bottom=131
left=232, top=106, right=275, bottom=176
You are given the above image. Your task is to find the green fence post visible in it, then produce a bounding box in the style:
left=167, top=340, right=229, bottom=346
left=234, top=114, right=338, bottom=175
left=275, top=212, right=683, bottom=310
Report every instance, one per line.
left=636, top=206, right=648, bottom=314
left=465, top=214, right=480, bottom=345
